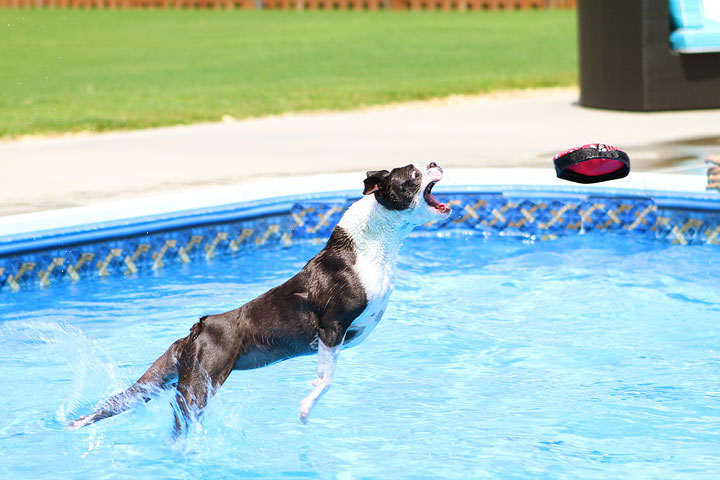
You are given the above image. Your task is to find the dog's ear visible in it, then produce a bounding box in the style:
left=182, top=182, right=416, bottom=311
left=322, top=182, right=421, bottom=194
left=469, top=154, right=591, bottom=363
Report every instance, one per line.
left=363, top=170, right=390, bottom=195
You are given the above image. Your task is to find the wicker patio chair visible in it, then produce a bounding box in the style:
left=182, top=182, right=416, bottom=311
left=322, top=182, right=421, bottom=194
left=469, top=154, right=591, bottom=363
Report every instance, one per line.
left=578, top=0, right=720, bottom=111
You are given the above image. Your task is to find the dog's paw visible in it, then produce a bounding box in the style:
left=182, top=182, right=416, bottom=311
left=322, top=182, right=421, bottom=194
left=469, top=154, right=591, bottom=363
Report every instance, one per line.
left=67, top=416, right=90, bottom=431
left=299, top=399, right=313, bottom=424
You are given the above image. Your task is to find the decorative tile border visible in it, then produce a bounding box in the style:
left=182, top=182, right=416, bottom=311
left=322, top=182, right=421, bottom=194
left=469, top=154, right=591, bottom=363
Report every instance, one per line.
left=655, top=209, right=720, bottom=246
left=422, top=195, right=658, bottom=240
left=1, top=192, right=719, bottom=293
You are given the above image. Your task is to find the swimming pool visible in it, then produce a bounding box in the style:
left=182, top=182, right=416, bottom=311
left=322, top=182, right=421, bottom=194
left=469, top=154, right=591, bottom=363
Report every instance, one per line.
left=1, top=169, right=719, bottom=479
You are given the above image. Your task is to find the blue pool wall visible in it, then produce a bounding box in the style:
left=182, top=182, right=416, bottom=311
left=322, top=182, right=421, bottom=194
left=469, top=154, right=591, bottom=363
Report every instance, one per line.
left=1, top=186, right=719, bottom=293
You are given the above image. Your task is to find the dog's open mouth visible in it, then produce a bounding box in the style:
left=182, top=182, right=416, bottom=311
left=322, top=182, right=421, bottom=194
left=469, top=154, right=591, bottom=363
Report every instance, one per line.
left=424, top=180, right=448, bottom=213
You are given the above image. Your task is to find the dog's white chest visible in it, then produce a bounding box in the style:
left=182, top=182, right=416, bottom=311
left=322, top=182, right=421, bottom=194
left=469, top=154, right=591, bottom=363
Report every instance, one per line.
left=344, top=296, right=389, bottom=348
left=343, top=252, right=394, bottom=348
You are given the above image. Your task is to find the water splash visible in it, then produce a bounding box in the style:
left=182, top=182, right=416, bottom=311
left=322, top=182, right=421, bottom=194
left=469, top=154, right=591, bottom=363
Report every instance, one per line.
left=0, top=319, right=124, bottom=426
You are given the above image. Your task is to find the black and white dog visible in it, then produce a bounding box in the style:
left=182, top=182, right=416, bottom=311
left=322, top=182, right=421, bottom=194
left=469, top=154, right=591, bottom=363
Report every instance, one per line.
left=69, top=163, right=450, bottom=433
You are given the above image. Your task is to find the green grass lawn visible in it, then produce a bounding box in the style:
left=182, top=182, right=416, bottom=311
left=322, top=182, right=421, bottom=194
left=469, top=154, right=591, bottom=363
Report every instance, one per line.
left=0, top=10, right=577, bottom=139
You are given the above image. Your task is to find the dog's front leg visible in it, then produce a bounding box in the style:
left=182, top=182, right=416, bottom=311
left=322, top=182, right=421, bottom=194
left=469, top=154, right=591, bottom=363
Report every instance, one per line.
left=299, top=338, right=341, bottom=424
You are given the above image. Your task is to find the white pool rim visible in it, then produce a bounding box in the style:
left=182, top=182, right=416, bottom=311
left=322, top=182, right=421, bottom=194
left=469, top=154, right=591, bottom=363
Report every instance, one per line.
left=1, top=168, right=716, bottom=242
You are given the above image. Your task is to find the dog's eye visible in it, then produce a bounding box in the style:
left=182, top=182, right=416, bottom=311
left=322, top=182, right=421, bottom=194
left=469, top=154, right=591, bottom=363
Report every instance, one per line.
left=410, top=171, right=418, bottom=179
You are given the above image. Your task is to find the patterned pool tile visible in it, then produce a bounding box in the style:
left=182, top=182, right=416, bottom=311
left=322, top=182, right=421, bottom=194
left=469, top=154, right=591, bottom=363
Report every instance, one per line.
left=1, top=193, right=718, bottom=293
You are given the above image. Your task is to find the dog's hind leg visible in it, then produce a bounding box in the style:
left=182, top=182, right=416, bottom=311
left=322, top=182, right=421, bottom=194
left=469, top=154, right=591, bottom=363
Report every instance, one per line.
left=68, top=336, right=188, bottom=430
left=171, top=318, right=240, bottom=435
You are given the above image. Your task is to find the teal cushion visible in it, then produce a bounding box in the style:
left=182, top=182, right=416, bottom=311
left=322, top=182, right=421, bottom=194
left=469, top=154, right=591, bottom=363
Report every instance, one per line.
left=670, top=26, right=720, bottom=52
left=669, top=0, right=704, bottom=29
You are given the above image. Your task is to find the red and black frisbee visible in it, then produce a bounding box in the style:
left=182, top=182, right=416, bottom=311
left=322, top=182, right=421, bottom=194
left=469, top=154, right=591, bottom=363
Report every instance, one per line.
left=553, top=144, right=630, bottom=184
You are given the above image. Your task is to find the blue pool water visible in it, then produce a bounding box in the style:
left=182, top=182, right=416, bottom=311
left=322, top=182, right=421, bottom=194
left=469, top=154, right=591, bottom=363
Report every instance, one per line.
left=1, top=233, right=719, bottom=479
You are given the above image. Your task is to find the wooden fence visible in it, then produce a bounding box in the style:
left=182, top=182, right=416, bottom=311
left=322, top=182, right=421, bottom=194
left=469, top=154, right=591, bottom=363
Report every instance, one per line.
left=0, top=0, right=575, bottom=9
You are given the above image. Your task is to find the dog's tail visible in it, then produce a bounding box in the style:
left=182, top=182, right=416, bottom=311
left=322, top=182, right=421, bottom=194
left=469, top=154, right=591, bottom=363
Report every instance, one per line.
left=68, top=334, right=190, bottom=430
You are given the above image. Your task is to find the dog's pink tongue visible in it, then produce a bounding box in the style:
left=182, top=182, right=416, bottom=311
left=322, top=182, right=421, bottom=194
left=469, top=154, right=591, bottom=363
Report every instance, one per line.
left=432, top=198, right=448, bottom=213
left=425, top=191, right=447, bottom=212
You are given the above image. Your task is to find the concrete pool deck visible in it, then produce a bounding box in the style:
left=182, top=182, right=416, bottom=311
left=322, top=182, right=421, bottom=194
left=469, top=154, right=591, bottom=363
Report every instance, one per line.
left=1, top=87, right=719, bottom=217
